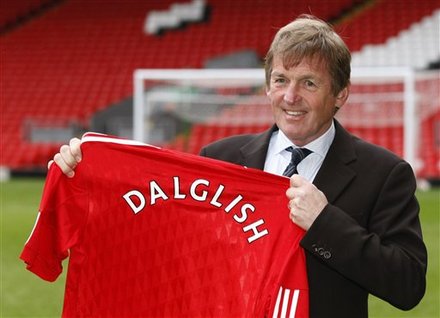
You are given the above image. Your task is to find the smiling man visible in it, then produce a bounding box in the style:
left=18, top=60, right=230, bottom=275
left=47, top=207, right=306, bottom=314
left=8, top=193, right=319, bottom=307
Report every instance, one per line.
left=51, top=14, right=427, bottom=318
left=200, top=15, right=427, bottom=317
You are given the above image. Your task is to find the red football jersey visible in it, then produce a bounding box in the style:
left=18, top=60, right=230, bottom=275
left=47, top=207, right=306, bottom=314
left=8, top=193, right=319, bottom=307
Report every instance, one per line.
left=21, top=132, right=309, bottom=317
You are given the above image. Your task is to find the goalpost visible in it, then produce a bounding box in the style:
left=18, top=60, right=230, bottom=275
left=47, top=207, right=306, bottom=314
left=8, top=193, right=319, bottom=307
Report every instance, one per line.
left=133, top=67, right=430, bottom=177
left=344, top=67, right=417, bottom=169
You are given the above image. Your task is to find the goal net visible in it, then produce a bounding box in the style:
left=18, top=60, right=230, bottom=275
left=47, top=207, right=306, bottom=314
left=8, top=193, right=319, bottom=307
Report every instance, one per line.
left=133, top=68, right=439, bottom=179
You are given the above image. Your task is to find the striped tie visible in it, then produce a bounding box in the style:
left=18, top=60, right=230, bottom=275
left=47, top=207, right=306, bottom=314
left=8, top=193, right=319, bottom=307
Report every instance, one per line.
left=282, top=147, right=312, bottom=177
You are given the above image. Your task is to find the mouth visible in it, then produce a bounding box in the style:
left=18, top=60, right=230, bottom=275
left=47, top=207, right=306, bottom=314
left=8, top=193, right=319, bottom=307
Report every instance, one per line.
left=284, top=109, right=307, bottom=117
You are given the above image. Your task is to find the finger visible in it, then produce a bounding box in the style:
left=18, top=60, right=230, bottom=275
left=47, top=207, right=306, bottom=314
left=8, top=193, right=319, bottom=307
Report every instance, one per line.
left=47, top=160, right=54, bottom=170
left=287, top=199, right=295, bottom=210
left=59, top=144, right=78, bottom=168
left=289, top=206, right=299, bottom=223
left=53, top=153, right=75, bottom=178
left=69, top=138, right=82, bottom=162
left=290, top=174, right=305, bottom=187
left=289, top=211, right=295, bottom=221
left=288, top=200, right=295, bottom=216
left=286, top=187, right=295, bottom=199
left=286, top=186, right=306, bottom=200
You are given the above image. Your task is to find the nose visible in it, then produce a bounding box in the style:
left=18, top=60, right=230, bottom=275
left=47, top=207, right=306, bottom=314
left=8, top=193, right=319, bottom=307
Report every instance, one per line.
left=283, top=83, right=301, bottom=104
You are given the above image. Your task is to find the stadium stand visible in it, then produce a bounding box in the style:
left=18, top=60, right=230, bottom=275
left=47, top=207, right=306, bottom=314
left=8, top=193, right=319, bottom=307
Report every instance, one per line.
left=0, top=0, right=64, bottom=34
left=335, top=0, right=440, bottom=51
left=350, top=9, right=440, bottom=69
left=1, top=0, right=439, bottom=180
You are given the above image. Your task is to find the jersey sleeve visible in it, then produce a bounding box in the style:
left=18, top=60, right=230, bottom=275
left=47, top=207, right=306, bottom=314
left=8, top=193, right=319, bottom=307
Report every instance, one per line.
left=20, top=165, right=89, bottom=282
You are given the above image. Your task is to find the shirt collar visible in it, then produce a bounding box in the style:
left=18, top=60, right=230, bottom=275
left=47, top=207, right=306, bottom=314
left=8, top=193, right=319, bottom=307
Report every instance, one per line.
left=273, top=121, right=336, bottom=158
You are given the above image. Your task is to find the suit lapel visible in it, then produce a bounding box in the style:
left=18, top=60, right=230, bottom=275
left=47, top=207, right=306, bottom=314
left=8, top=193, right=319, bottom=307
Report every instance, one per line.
left=239, top=125, right=277, bottom=170
left=314, top=121, right=357, bottom=203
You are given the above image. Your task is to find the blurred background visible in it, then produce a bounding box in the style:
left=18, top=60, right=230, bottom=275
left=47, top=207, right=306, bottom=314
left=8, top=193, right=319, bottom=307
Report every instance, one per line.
left=1, top=0, right=439, bottom=181
left=1, top=0, right=439, bottom=317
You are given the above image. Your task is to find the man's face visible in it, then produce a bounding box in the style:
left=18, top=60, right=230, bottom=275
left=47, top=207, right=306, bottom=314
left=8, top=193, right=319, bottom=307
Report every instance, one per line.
left=266, top=56, right=348, bottom=146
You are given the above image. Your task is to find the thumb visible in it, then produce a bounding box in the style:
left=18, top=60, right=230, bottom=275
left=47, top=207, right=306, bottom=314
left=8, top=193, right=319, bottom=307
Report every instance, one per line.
left=290, top=174, right=305, bottom=187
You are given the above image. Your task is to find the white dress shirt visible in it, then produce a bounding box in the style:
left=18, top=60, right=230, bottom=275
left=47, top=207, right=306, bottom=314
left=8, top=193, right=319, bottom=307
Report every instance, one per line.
left=263, top=121, right=336, bottom=182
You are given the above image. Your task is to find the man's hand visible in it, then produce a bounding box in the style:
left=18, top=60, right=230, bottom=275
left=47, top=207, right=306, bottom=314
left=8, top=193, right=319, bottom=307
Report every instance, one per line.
left=286, top=175, right=328, bottom=231
left=48, top=138, right=82, bottom=178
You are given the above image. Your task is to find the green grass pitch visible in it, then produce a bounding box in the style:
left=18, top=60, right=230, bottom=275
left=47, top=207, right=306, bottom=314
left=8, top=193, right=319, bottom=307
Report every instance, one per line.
left=1, top=177, right=439, bottom=317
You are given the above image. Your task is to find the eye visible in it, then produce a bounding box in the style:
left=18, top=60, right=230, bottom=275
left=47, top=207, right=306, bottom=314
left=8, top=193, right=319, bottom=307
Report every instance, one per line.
left=304, top=79, right=318, bottom=90
left=305, top=80, right=316, bottom=87
left=272, top=77, right=286, bottom=85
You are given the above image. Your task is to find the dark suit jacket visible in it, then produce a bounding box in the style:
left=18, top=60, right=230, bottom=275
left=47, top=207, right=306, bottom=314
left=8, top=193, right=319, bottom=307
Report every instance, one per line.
left=200, top=120, right=427, bottom=318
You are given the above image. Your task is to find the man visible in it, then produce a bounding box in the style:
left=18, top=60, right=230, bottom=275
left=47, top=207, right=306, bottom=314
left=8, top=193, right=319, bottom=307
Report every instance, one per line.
left=51, top=14, right=427, bottom=317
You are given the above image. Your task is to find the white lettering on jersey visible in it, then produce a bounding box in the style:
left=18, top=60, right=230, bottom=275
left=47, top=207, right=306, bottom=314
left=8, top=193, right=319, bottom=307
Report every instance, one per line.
left=150, top=181, right=169, bottom=204
left=123, top=190, right=146, bottom=214
left=173, top=176, right=186, bottom=199
left=190, top=179, right=210, bottom=201
left=243, top=219, right=269, bottom=243
left=234, top=203, right=255, bottom=223
left=122, top=177, right=270, bottom=243
left=210, top=184, right=225, bottom=208
left=224, top=195, right=243, bottom=213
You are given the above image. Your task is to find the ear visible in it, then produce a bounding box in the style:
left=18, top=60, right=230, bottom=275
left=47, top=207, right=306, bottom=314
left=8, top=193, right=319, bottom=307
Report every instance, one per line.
left=265, top=85, right=270, bottom=96
left=335, top=86, right=349, bottom=109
